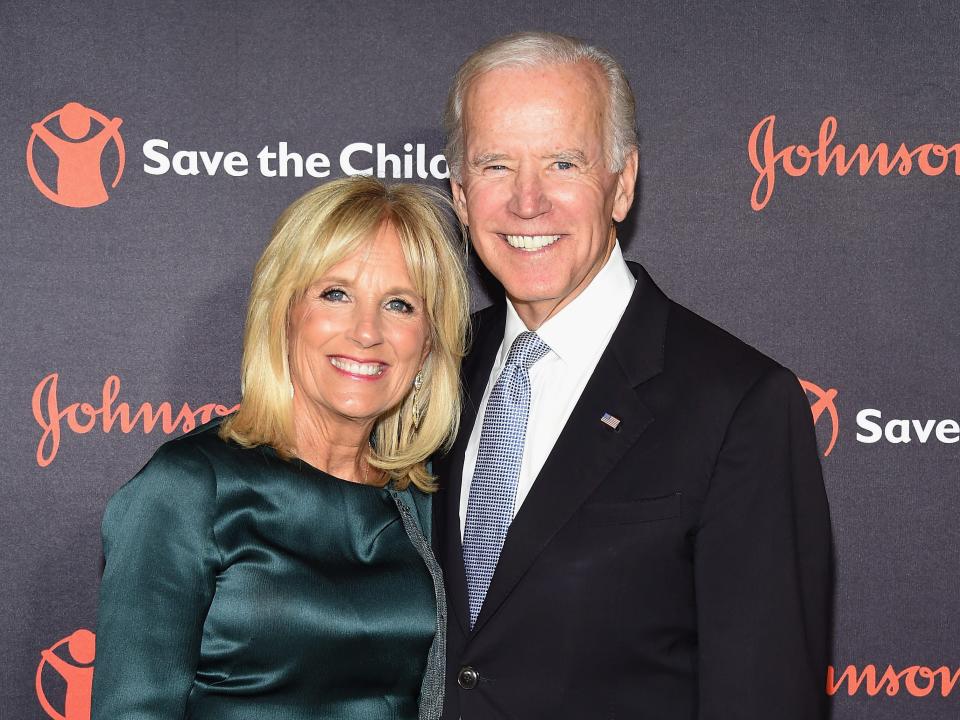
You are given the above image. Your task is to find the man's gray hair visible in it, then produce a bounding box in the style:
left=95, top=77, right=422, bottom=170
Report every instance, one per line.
left=442, top=31, right=639, bottom=182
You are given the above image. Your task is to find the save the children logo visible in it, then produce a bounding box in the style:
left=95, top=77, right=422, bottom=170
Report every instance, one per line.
left=799, top=378, right=839, bottom=457
left=27, top=102, right=125, bottom=208
left=797, top=377, right=959, bottom=454
left=27, top=102, right=448, bottom=203
left=36, top=629, right=95, bottom=720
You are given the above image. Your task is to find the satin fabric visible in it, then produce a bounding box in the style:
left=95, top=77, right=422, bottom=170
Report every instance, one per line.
left=92, top=421, right=438, bottom=719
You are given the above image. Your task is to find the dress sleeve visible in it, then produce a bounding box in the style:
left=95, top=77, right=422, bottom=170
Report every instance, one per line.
left=91, top=442, right=221, bottom=719
left=694, top=366, right=833, bottom=720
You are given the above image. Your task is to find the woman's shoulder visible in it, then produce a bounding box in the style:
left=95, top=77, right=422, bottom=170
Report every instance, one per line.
left=106, top=420, right=235, bottom=517
left=99, top=424, right=227, bottom=605
left=142, top=419, right=229, bottom=478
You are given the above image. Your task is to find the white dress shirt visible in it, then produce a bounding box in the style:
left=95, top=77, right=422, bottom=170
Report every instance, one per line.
left=459, top=241, right=636, bottom=537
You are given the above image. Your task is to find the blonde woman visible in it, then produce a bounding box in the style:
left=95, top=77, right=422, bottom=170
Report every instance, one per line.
left=92, top=177, right=469, bottom=720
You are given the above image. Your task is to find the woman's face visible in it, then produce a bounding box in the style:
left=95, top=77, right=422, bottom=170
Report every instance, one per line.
left=287, top=222, right=431, bottom=431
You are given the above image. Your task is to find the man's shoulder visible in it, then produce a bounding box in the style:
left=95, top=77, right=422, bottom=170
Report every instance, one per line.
left=657, top=293, right=794, bottom=403
left=669, top=300, right=778, bottom=367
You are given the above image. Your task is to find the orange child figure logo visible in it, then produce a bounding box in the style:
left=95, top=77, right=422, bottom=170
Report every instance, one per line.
left=27, top=102, right=125, bottom=207
left=799, top=378, right=839, bottom=457
left=36, top=629, right=95, bottom=720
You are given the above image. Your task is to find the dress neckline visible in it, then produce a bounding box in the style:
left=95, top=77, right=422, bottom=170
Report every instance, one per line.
left=262, top=444, right=391, bottom=491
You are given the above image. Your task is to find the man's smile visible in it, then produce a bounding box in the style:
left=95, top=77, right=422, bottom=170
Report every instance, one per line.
left=499, top=233, right=563, bottom=252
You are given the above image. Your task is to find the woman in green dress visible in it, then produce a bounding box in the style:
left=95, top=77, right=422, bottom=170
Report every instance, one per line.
left=91, top=177, right=469, bottom=719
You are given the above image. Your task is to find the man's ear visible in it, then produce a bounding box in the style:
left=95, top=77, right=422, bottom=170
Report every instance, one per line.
left=450, top=176, right=470, bottom=227
left=612, top=147, right=639, bottom=222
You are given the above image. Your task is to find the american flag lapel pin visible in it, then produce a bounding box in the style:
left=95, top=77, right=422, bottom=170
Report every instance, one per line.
left=600, top=412, right=621, bottom=430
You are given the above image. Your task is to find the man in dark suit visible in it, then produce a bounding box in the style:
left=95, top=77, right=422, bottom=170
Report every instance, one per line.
left=434, top=32, right=832, bottom=720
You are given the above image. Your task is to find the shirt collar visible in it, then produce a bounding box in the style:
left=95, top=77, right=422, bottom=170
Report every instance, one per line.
left=499, top=240, right=636, bottom=370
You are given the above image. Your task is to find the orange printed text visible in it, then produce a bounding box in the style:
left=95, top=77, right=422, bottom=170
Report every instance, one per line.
left=827, top=664, right=960, bottom=697
left=749, top=115, right=960, bottom=210
left=32, top=373, right=238, bottom=467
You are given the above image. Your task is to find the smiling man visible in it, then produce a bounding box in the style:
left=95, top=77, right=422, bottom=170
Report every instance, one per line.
left=433, top=32, right=833, bottom=720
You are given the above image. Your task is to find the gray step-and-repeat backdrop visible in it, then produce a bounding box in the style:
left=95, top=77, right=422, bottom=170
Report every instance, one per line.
left=3, top=2, right=958, bottom=718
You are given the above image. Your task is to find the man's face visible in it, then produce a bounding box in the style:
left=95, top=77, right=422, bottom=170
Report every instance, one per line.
left=451, top=61, right=637, bottom=327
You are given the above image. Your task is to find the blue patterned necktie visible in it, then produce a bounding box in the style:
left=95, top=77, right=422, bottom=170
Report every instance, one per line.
left=463, top=330, right=550, bottom=629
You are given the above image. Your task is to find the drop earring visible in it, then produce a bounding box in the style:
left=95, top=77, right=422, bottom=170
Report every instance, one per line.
left=411, top=371, right=424, bottom=430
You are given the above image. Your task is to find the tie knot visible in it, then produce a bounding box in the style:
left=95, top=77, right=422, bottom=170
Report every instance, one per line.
left=505, top=331, right=550, bottom=371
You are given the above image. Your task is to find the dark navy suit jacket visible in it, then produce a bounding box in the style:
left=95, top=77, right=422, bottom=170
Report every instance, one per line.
left=434, top=263, right=832, bottom=720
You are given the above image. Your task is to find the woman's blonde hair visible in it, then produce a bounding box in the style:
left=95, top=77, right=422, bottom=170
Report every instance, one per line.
left=220, top=176, right=469, bottom=492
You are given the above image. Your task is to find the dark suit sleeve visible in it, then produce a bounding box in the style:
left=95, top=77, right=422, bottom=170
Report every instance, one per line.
left=91, top=444, right=221, bottom=719
left=695, top=366, right=832, bottom=720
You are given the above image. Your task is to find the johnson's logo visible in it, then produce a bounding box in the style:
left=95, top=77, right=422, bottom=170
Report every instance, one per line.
left=799, top=378, right=838, bottom=457
left=27, top=103, right=125, bottom=208
left=36, top=629, right=95, bottom=720
left=827, top=664, right=960, bottom=697
left=749, top=115, right=960, bottom=210
left=32, top=373, right=238, bottom=467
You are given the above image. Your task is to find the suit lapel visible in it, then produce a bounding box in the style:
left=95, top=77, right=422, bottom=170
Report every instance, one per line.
left=471, top=264, right=670, bottom=634
left=438, top=303, right=506, bottom=637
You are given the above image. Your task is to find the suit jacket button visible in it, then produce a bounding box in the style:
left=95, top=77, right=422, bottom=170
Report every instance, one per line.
left=457, top=666, right=479, bottom=689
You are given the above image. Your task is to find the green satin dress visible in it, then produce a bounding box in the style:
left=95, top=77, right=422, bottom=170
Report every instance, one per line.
left=91, top=421, right=445, bottom=720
